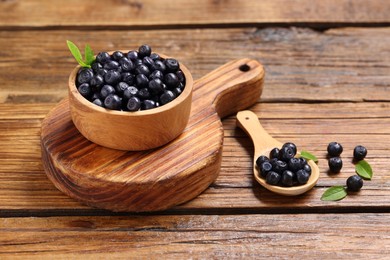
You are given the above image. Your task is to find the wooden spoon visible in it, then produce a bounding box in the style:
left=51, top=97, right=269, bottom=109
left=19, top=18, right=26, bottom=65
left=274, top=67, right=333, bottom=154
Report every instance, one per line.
left=236, top=110, right=320, bottom=196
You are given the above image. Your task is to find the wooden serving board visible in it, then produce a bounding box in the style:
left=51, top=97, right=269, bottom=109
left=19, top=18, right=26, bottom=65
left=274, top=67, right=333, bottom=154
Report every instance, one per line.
left=41, top=59, right=264, bottom=212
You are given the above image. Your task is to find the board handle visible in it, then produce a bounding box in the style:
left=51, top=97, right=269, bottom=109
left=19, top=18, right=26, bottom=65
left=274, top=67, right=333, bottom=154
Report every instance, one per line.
left=192, top=58, right=265, bottom=118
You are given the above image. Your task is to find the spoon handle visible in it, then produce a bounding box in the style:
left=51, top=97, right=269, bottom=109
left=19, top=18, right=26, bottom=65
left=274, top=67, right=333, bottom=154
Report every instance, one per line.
left=236, top=110, right=281, bottom=157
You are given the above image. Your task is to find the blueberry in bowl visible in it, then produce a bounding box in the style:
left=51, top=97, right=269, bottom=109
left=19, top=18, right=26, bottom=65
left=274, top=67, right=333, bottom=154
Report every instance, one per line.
left=67, top=42, right=193, bottom=151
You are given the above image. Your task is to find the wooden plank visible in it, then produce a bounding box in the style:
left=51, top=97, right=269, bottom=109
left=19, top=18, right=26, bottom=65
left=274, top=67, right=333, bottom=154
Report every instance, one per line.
left=0, top=214, right=389, bottom=258
left=1, top=27, right=389, bottom=103
left=0, top=102, right=389, bottom=212
left=0, top=0, right=389, bottom=28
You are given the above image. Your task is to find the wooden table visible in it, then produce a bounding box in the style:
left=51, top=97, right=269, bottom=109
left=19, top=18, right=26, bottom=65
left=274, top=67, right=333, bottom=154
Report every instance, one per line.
left=1, top=1, right=390, bottom=258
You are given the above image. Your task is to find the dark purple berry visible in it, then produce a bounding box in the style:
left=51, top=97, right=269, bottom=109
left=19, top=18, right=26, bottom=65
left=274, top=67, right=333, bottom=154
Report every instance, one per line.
left=92, top=99, right=103, bottom=107
left=104, top=70, right=121, bottom=85
left=127, top=50, right=138, bottom=61
left=112, top=51, right=124, bottom=61
left=134, top=59, right=143, bottom=66
left=136, top=74, right=149, bottom=88
left=96, top=68, right=108, bottom=76
left=77, top=68, right=94, bottom=84
left=123, top=86, right=138, bottom=99
left=152, top=60, right=166, bottom=72
left=148, top=78, right=164, bottom=95
left=78, top=83, right=92, bottom=98
left=165, top=58, right=179, bottom=72
left=279, top=146, right=295, bottom=162
left=115, top=82, right=129, bottom=94
left=90, top=75, right=104, bottom=87
left=353, top=145, right=367, bottom=161
left=160, top=90, right=176, bottom=105
left=176, top=70, right=185, bottom=83
left=96, top=52, right=111, bottom=63
left=270, top=148, right=280, bottom=159
left=149, top=70, right=164, bottom=80
left=266, top=171, right=281, bottom=185
left=141, top=99, right=156, bottom=110
left=138, top=44, right=152, bottom=58
left=119, top=57, right=135, bottom=72
left=303, top=164, right=312, bottom=175
left=327, top=142, right=343, bottom=157
left=100, top=84, right=115, bottom=99
left=91, top=62, right=103, bottom=72
left=164, top=73, right=180, bottom=88
left=104, top=94, right=122, bottom=110
left=281, top=170, right=294, bottom=187
left=299, top=157, right=307, bottom=167
left=282, top=142, right=297, bottom=155
left=273, top=160, right=288, bottom=174
left=296, top=169, right=310, bottom=184
left=288, top=158, right=302, bottom=172
left=173, top=87, right=183, bottom=96
left=150, top=53, right=160, bottom=60
left=104, top=60, right=120, bottom=70
left=259, top=161, right=273, bottom=178
left=143, top=56, right=155, bottom=68
left=138, top=88, right=151, bottom=100
left=256, top=155, right=269, bottom=169
left=122, top=72, right=135, bottom=85
left=126, top=96, right=141, bottom=111
left=135, top=64, right=151, bottom=76
left=346, top=175, right=363, bottom=191
left=328, top=157, right=343, bottom=173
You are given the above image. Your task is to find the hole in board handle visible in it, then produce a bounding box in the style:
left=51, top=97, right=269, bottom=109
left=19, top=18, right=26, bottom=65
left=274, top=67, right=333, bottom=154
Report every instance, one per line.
left=239, top=64, right=250, bottom=72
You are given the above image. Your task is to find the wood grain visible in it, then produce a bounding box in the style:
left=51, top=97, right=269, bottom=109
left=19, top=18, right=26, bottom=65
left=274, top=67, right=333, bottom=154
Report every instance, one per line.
left=40, top=59, right=264, bottom=212
left=0, top=0, right=389, bottom=28
left=1, top=214, right=389, bottom=258
left=1, top=101, right=389, bottom=212
left=1, top=27, right=389, bottom=104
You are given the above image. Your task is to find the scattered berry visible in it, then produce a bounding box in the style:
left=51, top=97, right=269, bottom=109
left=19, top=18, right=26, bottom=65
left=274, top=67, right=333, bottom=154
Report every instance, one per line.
left=75, top=44, right=186, bottom=111
left=353, top=145, right=367, bottom=161
left=328, top=157, right=343, bottom=173
left=346, top=175, right=363, bottom=192
left=327, top=142, right=343, bottom=157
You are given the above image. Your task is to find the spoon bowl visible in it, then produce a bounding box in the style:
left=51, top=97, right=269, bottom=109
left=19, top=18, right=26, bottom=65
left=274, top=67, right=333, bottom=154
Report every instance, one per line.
left=236, top=110, right=319, bottom=196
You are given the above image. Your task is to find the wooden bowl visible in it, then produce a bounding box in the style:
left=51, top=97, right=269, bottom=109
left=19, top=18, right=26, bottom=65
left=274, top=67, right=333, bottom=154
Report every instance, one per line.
left=68, top=55, right=193, bottom=151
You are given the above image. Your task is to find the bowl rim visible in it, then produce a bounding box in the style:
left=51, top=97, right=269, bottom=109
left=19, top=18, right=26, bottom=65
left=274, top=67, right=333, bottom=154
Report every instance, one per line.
left=68, top=52, right=193, bottom=117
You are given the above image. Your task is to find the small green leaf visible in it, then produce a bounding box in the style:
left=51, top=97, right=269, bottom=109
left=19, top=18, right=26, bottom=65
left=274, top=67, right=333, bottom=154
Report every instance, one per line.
left=321, top=186, right=347, bottom=201
left=300, top=150, right=318, bottom=163
left=355, top=160, right=373, bottom=180
left=84, top=44, right=95, bottom=65
left=66, top=40, right=89, bottom=67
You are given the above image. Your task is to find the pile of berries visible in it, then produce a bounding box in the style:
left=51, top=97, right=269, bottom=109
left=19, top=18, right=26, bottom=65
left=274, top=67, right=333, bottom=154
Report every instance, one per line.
left=327, top=142, right=368, bottom=191
left=75, top=44, right=186, bottom=111
left=255, top=142, right=312, bottom=187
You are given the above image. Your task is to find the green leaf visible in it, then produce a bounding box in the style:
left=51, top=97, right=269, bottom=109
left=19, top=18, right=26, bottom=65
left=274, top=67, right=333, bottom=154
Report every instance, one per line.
left=355, top=160, right=373, bottom=180
left=300, top=150, right=318, bottom=163
left=66, top=40, right=89, bottom=67
left=321, top=186, right=348, bottom=201
left=84, top=44, right=95, bottom=65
